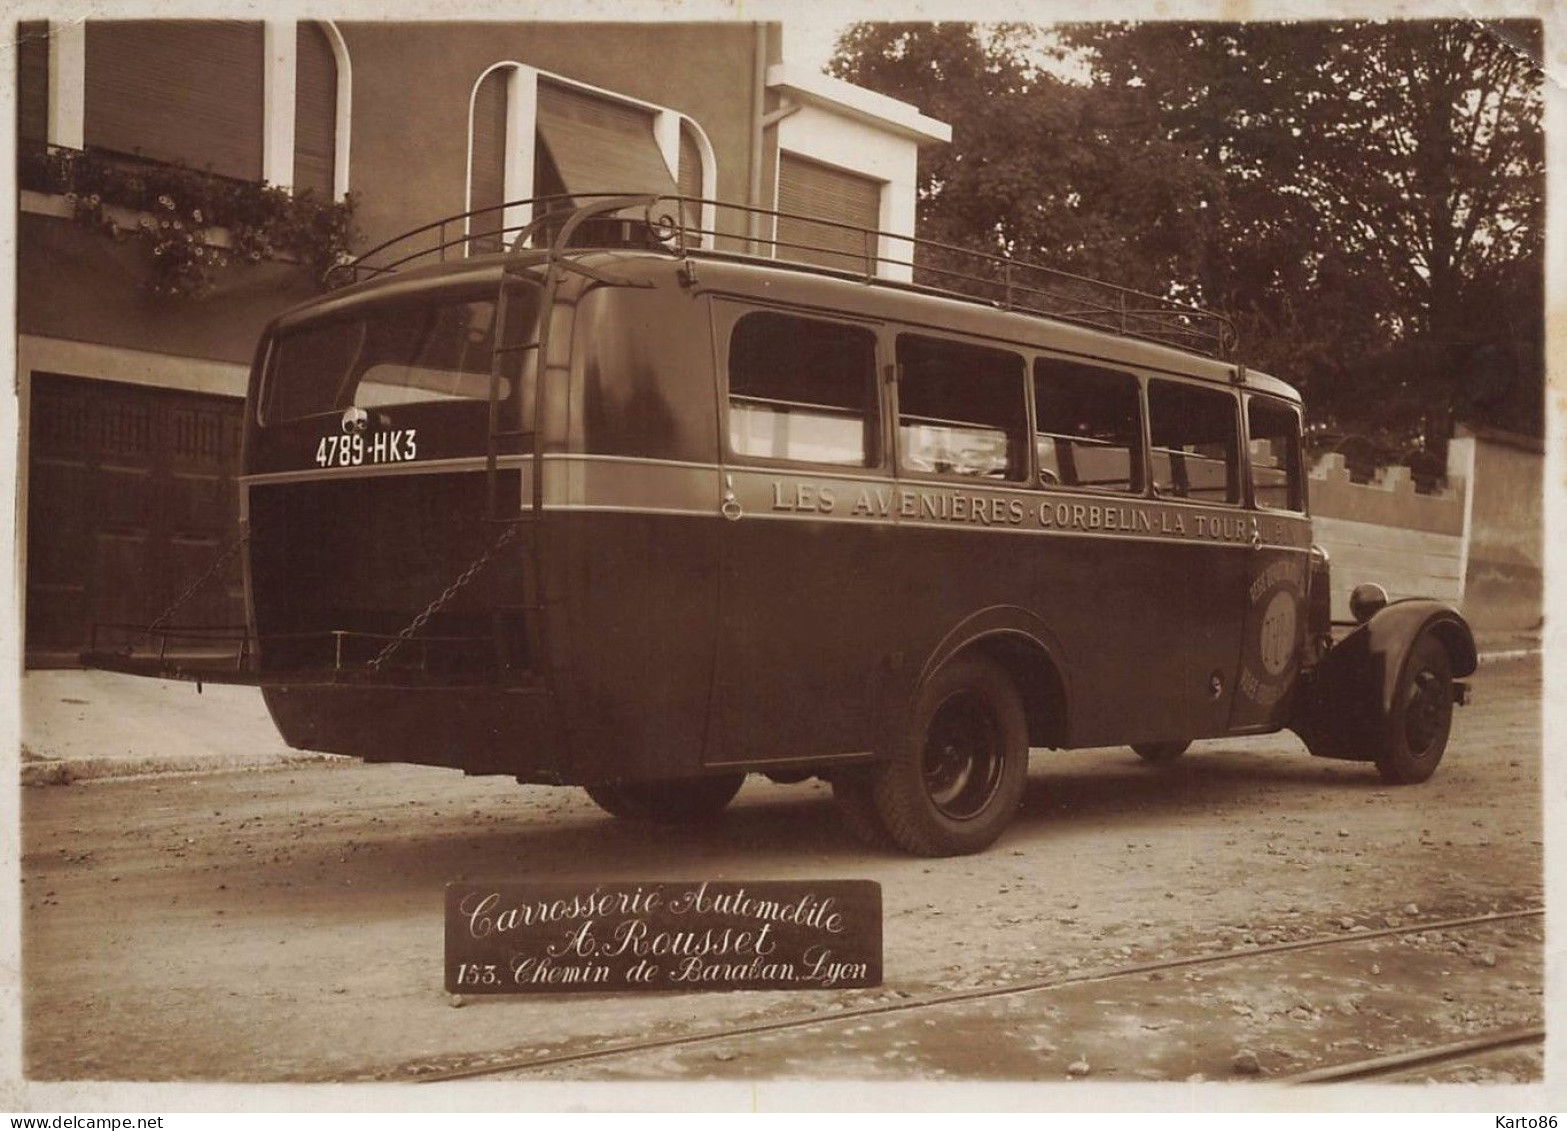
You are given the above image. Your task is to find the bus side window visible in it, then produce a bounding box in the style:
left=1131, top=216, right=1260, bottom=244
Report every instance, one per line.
left=727, top=312, right=879, bottom=466
left=896, top=335, right=1027, bottom=481
left=1033, top=358, right=1142, bottom=492
left=1248, top=396, right=1305, bottom=512
left=1147, top=380, right=1241, bottom=504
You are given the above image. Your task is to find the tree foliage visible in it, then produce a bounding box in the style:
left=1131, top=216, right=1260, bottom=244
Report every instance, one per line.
left=829, top=20, right=1544, bottom=441
left=827, top=24, right=1223, bottom=297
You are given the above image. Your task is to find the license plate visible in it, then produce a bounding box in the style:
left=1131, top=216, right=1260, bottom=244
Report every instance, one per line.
left=315, top=429, right=418, bottom=468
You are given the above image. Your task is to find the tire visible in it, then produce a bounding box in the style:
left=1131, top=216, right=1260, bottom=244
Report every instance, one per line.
left=830, top=770, right=895, bottom=849
left=1132, top=740, right=1190, bottom=763
left=1374, top=633, right=1455, bottom=785
left=868, top=653, right=1030, bottom=857
left=582, top=773, right=745, bottom=823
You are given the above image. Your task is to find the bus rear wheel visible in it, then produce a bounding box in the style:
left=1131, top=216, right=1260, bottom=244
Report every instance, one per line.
left=868, top=654, right=1029, bottom=857
left=1132, top=740, right=1190, bottom=762
left=830, top=770, right=895, bottom=849
left=582, top=773, right=745, bottom=823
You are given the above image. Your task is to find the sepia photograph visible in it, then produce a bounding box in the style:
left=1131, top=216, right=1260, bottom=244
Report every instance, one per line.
left=2, top=0, right=1555, bottom=1113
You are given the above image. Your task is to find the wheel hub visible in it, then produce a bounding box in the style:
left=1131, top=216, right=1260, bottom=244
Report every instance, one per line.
left=1404, top=669, right=1450, bottom=755
left=921, top=691, right=1004, bottom=820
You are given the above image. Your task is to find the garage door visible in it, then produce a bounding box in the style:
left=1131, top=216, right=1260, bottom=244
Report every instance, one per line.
left=775, top=153, right=882, bottom=275
left=26, top=374, right=245, bottom=665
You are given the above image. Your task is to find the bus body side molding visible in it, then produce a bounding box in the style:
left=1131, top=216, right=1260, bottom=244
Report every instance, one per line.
left=1290, top=599, right=1477, bottom=762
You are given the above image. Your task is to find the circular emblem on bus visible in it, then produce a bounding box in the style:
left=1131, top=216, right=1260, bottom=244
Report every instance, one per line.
left=1258, top=590, right=1298, bottom=677
left=341, top=406, right=369, bottom=433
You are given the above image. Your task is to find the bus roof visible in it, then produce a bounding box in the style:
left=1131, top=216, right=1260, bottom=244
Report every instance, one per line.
left=281, top=243, right=1301, bottom=405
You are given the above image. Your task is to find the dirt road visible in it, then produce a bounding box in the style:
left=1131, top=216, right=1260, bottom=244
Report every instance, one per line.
left=21, top=659, right=1541, bottom=1084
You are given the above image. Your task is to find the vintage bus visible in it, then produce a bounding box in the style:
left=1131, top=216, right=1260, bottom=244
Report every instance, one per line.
left=87, top=194, right=1476, bottom=856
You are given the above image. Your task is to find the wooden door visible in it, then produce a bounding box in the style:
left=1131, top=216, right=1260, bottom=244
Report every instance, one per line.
left=25, top=373, right=244, bottom=664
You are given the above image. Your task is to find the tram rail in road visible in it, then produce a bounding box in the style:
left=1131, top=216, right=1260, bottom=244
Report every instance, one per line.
left=1277, top=1026, right=1544, bottom=1084
left=397, top=905, right=1543, bottom=1084
left=22, top=656, right=1542, bottom=1082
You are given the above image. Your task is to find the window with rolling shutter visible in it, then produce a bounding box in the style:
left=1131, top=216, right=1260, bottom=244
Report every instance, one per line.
left=84, top=21, right=265, bottom=181
left=535, top=80, right=678, bottom=203
left=293, top=21, right=337, bottom=198
left=533, top=142, right=570, bottom=217
left=678, top=122, right=703, bottom=230
left=18, top=21, right=49, bottom=146
left=468, top=69, right=509, bottom=252
left=776, top=153, right=883, bottom=275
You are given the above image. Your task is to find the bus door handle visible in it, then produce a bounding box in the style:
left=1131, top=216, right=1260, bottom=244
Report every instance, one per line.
left=721, top=474, right=743, bottom=521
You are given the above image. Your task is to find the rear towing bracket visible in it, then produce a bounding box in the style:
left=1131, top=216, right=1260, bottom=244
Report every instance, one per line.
left=79, top=622, right=537, bottom=691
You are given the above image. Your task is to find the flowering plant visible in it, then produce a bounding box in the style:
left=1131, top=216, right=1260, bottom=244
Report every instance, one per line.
left=21, top=143, right=356, bottom=298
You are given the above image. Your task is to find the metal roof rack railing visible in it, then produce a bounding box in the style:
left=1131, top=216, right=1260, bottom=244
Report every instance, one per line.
left=328, top=193, right=1238, bottom=359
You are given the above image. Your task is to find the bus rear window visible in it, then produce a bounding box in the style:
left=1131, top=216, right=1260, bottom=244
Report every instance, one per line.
left=263, top=291, right=518, bottom=423
left=727, top=312, right=879, bottom=466
left=1148, top=380, right=1240, bottom=503
left=897, top=335, right=1027, bottom=481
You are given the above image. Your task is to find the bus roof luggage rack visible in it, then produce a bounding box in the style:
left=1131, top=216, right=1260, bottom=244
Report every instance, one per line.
left=329, top=193, right=1239, bottom=360
left=80, top=623, right=535, bottom=689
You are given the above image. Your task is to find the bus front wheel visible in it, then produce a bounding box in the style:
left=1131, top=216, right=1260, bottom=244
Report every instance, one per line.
left=582, top=773, right=745, bottom=823
left=1373, top=633, right=1454, bottom=785
left=869, top=654, right=1029, bottom=857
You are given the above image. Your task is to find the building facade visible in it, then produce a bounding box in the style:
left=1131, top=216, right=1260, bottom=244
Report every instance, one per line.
left=13, top=20, right=949, bottom=664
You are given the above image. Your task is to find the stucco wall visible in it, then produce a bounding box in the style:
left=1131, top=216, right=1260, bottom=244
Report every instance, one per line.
left=17, top=23, right=776, bottom=361
left=1309, top=453, right=1468, bottom=620
left=1460, top=426, right=1544, bottom=632
left=338, top=22, right=763, bottom=254
left=15, top=210, right=319, bottom=366
left=1308, top=431, right=1543, bottom=633
left=1308, top=454, right=1466, bottom=535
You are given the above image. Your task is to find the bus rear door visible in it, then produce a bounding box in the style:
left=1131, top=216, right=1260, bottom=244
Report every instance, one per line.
left=707, top=304, right=894, bottom=768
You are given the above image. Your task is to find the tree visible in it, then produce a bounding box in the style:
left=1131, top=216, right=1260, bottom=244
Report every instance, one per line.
left=827, top=24, right=1224, bottom=296
left=1064, top=20, right=1544, bottom=437
left=830, top=21, right=1545, bottom=439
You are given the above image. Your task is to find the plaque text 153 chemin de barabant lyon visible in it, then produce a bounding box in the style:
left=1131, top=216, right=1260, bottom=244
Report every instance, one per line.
left=456, top=882, right=867, bottom=988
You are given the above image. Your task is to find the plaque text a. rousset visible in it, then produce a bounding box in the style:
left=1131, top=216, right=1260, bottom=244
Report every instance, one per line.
left=445, top=880, right=883, bottom=994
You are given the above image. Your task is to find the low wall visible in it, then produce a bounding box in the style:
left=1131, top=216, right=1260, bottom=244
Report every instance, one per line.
left=1308, top=429, right=1542, bottom=633
left=1309, top=451, right=1468, bottom=621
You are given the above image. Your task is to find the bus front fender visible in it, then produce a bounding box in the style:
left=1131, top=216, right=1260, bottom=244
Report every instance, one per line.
left=1291, top=599, right=1475, bottom=761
